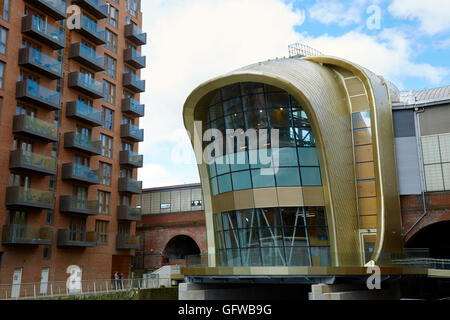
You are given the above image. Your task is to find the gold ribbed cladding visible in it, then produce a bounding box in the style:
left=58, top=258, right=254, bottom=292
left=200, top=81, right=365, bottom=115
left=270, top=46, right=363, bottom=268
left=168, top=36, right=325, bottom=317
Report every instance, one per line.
left=183, top=56, right=403, bottom=269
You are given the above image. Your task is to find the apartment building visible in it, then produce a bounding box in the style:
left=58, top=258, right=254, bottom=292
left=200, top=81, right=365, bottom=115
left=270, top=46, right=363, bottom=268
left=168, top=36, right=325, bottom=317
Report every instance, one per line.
left=0, top=0, right=146, bottom=292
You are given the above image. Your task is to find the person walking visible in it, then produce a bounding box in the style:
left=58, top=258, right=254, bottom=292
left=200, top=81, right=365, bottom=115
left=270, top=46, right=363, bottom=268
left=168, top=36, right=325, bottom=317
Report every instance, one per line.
left=113, top=271, right=119, bottom=290
left=119, top=273, right=124, bottom=290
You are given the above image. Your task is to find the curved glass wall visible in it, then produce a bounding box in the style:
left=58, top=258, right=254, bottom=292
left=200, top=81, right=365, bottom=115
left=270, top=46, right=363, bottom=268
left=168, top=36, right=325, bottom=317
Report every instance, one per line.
left=205, top=82, right=322, bottom=196
left=215, top=207, right=331, bottom=267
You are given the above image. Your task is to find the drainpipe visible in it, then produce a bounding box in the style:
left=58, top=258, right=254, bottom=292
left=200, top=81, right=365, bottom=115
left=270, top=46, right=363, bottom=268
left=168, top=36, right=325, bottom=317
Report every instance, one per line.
left=403, top=105, right=428, bottom=240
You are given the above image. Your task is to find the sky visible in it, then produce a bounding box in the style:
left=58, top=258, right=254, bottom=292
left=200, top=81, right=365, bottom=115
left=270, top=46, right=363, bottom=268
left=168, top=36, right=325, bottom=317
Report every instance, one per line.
left=137, top=0, right=450, bottom=188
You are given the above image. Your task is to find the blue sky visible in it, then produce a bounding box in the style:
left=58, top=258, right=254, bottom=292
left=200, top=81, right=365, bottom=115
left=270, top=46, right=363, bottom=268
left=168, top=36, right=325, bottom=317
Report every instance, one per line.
left=138, top=0, right=450, bottom=188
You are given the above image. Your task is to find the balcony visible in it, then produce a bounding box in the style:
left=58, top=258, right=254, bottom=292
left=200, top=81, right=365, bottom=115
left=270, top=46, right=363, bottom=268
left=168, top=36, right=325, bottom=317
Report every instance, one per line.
left=73, top=14, right=106, bottom=45
left=66, top=101, right=103, bottom=126
left=16, top=80, right=61, bottom=111
left=60, top=196, right=99, bottom=215
left=62, top=163, right=100, bottom=185
left=120, top=123, right=144, bottom=142
left=124, top=47, right=146, bottom=69
left=72, top=0, right=107, bottom=19
left=122, top=98, right=145, bottom=118
left=124, top=24, right=147, bottom=46
left=13, top=115, right=59, bottom=143
left=64, top=132, right=102, bottom=156
left=68, top=72, right=103, bottom=99
left=57, top=229, right=97, bottom=247
left=123, top=73, right=145, bottom=93
left=69, top=42, right=105, bottom=72
left=2, top=225, right=53, bottom=246
left=5, top=186, right=54, bottom=210
left=117, top=205, right=142, bottom=222
left=19, top=47, right=62, bottom=80
left=118, top=177, right=142, bottom=194
left=24, top=0, right=67, bottom=20
left=21, top=15, right=65, bottom=50
left=9, top=150, right=57, bottom=176
left=119, top=150, right=143, bottom=168
left=116, top=234, right=140, bottom=250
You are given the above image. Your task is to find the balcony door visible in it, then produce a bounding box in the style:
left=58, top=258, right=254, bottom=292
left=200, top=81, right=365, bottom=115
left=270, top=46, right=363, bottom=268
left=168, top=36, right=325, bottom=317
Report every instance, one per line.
left=73, top=186, right=88, bottom=210
left=69, top=216, right=86, bottom=242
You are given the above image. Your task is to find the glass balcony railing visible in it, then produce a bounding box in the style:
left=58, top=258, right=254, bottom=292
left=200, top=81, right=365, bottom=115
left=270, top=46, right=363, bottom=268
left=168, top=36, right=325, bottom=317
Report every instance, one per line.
left=68, top=72, right=103, bottom=98
left=72, top=163, right=99, bottom=181
left=122, top=98, right=145, bottom=117
left=10, top=150, right=57, bottom=173
left=118, top=205, right=142, bottom=221
left=80, top=42, right=104, bottom=65
left=19, top=47, right=62, bottom=78
left=73, top=0, right=107, bottom=19
left=118, top=177, right=143, bottom=194
left=125, top=23, right=147, bottom=45
left=68, top=101, right=103, bottom=124
left=60, top=196, right=99, bottom=215
left=124, top=47, right=146, bottom=69
left=58, top=229, right=97, bottom=247
left=2, top=224, right=53, bottom=245
left=129, top=150, right=143, bottom=164
left=80, top=14, right=105, bottom=43
left=18, top=79, right=61, bottom=108
left=129, top=123, right=143, bottom=139
left=116, top=234, right=140, bottom=250
left=14, top=114, right=59, bottom=141
left=73, top=199, right=98, bottom=212
left=120, top=150, right=143, bottom=168
left=40, top=0, right=66, bottom=14
left=31, top=15, right=65, bottom=45
left=76, top=134, right=100, bottom=150
left=121, top=123, right=144, bottom=141
left=6, top=186, right=55, bottom=209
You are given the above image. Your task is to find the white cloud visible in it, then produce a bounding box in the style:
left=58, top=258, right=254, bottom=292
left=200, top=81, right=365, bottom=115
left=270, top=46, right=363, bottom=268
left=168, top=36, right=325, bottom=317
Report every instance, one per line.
left=139, top=163, right=199, bottom=189
left=138, top=0, right=305, bottom=185
left=308, top=0, right=381, bottom=27
left=388, top=0, right=450, bottom=35
left=297, top=29, right=449, bottom=89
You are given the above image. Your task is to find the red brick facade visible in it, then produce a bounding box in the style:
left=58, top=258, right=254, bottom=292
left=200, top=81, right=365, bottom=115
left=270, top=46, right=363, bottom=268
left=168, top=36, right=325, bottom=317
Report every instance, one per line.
left=0, top=0, right=145, bottom=286
left=136, top=211, right=207, bottom=270
left=401, top=193, right=450, bottom=243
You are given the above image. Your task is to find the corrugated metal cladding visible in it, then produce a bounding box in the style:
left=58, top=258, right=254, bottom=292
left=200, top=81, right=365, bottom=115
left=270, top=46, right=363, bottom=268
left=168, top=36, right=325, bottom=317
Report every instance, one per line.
left=419, top=104, right=450, bottom=136
left=395, top=137, right=422, bottom=195
left=393, top=110, right=416, bottom=137
left=139, top=186, right=204, bottom=215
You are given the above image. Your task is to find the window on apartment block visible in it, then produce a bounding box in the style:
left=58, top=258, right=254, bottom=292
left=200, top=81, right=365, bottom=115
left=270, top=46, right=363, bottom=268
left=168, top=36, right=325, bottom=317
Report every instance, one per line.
left=0, top=61, right=5, bottom=89
left=105, top=29, right=117, bottom=53
left=102, top=106, right=114, bottom=130
left=126, top=0, right=140, bottom=17
left=104, top=54, right=116, bottom=79
left=0, top=0, right=9, bottom=21
left=100, top=162, right=112, bottom=186
left=43, top=245, right=51, bottom=260
left=106, top=4, right=118, bottom=28
left=0, top=26, right=7, bottom=55
left=103, top=80, right=115, bottom=105
left=69, top=216, right=86, bottom=241
left=98, top=191, right=111, bottom=215
left=95, top=220, right=109, bottom=244
left=100, top=133, right=113, bottom=158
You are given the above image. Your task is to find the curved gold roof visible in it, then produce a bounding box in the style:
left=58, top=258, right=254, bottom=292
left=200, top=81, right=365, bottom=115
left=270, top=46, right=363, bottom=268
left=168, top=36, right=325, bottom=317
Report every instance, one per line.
left=183, top=56, right=403, bottom=267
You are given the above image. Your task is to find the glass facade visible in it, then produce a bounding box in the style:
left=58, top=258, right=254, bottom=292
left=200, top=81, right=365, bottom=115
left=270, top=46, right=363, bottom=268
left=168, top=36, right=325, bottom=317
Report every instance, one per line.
left=206, top=82, right=322, bottom=196
left=215, top=207, right=331, bottom=267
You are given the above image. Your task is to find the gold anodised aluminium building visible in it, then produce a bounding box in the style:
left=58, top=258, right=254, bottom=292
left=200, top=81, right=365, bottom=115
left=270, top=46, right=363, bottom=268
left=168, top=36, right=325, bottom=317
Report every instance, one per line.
left=182, top=55, right=404, bottom=271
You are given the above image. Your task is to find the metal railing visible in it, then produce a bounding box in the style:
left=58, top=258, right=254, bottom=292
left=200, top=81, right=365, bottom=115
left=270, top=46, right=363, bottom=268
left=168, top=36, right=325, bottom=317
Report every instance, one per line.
left=0, top=277, right=169, bottom=300
left=391, top=258, right=450, bottom=270
left=288, top=43, right=323, bottom=58
left=20, top=114, right=58, bottom=140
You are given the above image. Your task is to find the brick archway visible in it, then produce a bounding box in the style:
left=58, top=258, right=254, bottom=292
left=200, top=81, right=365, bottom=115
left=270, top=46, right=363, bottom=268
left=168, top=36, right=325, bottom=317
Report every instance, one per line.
left=403, top=211, right=450, bottom=243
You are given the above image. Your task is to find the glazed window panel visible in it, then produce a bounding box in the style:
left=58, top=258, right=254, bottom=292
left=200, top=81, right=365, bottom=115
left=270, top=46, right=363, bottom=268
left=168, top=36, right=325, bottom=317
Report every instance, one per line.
left=300, top=167, right=322, bottom=186
left=217, top=174, right=232, bottom=193
left=246, top=108, right=269, bottom=129
left=274, top=147, right=299, bottom=167
left=251, top=168, right=276, bottom=188
left=284, top=246, right=310, bottom=266
left=249, top=149, right=272, bottom=169
left=215, top=155, right=230, bottom=175
left=240, top=248, right=262, bottom=266
left=352, top=111, right=371, bottom=129
left=242, top=94, right=266, bottom=111
left=241, top=82, right=264, bottom=96
left=231, top=170, right=252, bottom=191
left=229, top=152, right=250, bottom=172
left=210, top=177, right=219, bottom=196
left=275, top=167, right=301, bottom=187
left=278, top=127, right=297, bottom=147
left=354, top=128, right=372, bottom=146
left=283, top=227, right=308, bottom=246
left=222, top=97, right=243, bottom=116
left=439, top=134, right=450, bottom=162
left=298, top=147, right=319, bottom=166
left=280, top=207, right=305, bottom=227
left=238, top=228, right=260, bottom=248
left=221, top=83, right=241, bottom=101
